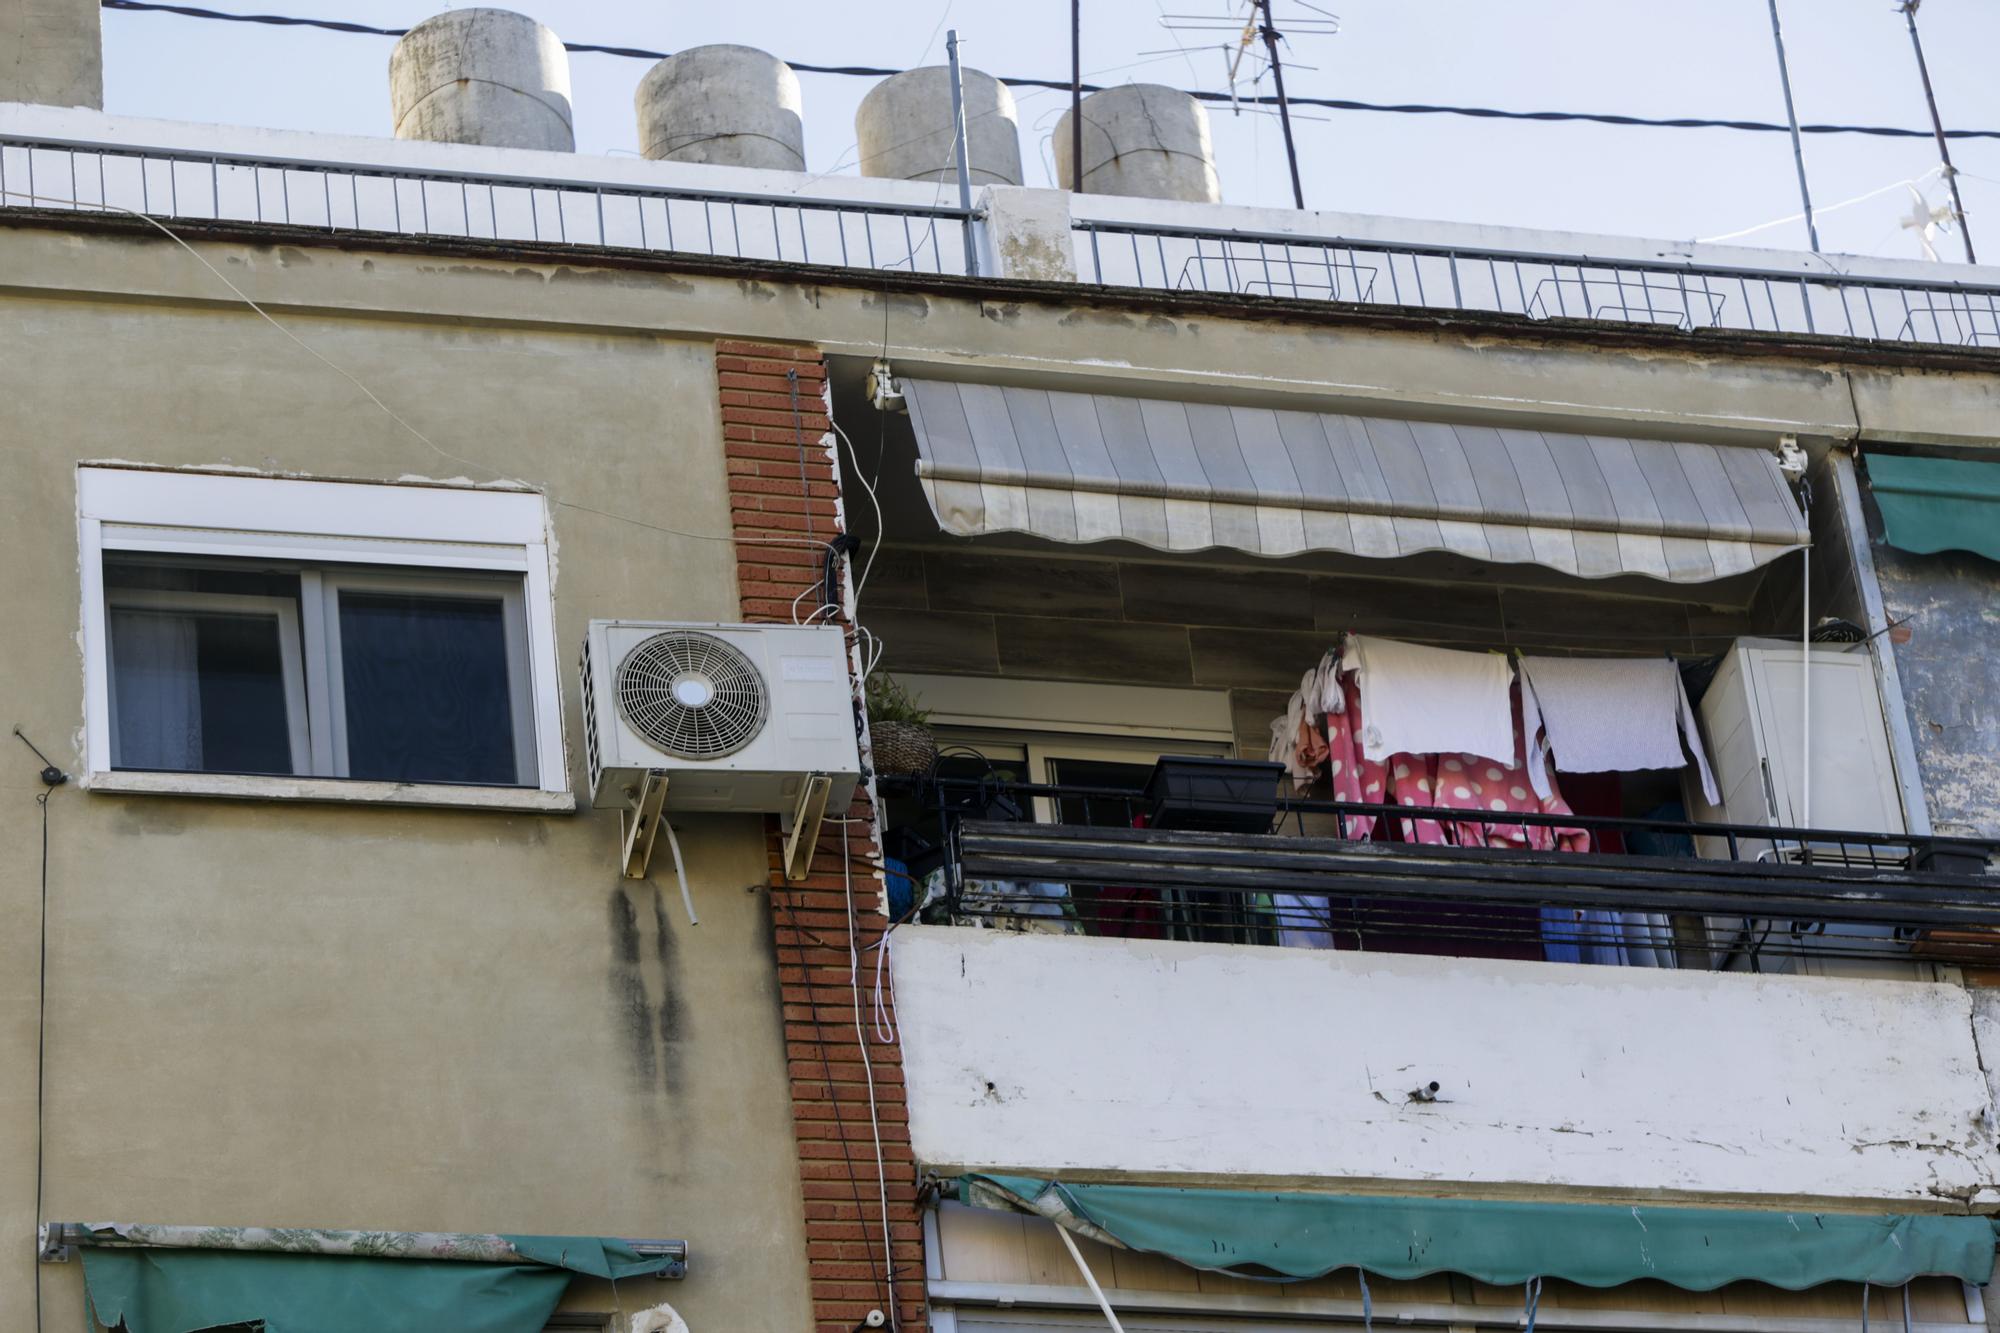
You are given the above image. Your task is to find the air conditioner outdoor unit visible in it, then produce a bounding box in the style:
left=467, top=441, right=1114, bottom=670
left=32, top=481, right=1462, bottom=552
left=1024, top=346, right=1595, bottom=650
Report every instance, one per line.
left=583, top=619, right=860, bottom=811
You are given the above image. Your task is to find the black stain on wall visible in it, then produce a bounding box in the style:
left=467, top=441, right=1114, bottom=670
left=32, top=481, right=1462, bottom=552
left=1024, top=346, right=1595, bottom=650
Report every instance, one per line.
left=650, top=886, right=689, bottom=1098
left=608, top=886, right=659, bottom=1086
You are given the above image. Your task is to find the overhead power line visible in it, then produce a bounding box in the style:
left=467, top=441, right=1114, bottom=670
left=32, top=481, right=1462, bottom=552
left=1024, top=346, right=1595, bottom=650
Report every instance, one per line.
left=101, top=0, right=2000, bottom=142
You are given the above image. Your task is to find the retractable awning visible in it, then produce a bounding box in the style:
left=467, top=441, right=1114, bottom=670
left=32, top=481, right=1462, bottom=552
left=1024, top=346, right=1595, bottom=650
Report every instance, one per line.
left=960, top=1175, right=1999, bottom=1291
left=1866, top=451, right=2000, bottom=563
left=902, top=380, right=1809, bottom=583
left=59, top=1222, right=684, bottom=1333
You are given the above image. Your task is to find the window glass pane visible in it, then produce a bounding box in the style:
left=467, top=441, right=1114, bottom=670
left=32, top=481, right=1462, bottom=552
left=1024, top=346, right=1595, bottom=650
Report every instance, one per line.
left=338, top=591, right=521, bottom=785
left=110, top=608, right=294, bottom=774
left=105, top=561, right=300, bottom=600
left=1046, top=758, right=1154, bottom=827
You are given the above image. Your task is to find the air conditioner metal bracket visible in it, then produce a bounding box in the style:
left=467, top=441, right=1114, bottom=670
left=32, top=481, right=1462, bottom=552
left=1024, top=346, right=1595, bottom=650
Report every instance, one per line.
left=781, top=773, right=835, bottom=882
left=621, top=769, right=670, bottom=879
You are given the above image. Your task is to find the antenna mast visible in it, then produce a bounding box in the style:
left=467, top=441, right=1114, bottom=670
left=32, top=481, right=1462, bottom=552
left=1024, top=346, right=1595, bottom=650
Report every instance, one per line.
left=1898, top=0, right=1974, bottom=263
left=1256, top=0, right=1305, bottom=208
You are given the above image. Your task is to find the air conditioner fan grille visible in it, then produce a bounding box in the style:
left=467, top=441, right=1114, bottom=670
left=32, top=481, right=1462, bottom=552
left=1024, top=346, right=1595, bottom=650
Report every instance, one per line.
left=616, top=631, right=769, bottom=760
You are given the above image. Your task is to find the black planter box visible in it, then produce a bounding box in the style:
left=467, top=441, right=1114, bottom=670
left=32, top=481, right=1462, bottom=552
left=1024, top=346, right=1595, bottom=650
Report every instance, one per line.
left=1145, top=756, right=1285, bottom=832
left=1912, top=840, right=1993, bottom=877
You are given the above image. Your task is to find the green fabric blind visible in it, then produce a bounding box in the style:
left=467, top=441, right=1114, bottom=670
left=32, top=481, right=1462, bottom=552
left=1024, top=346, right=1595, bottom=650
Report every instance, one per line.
left=962, top=1174, right=2000, bottom=1291
left=79, top=1233, right=676, bottom=1333
left=1867, top=452, right=2000, bottom=562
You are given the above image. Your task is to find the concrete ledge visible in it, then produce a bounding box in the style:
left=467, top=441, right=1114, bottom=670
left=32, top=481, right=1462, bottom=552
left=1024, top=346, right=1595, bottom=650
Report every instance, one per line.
left=83, top=769, right=577, bottom=813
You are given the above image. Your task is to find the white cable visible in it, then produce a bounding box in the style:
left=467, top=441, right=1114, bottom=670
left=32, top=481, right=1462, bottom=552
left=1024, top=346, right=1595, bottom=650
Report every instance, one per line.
left=1801, top=545, right=1811, bottom=830
left=1698, top=167, right=1941, bottom=244
left=842, top=819, right=900, bottom=1333
left=662, top=819, right=699, bottom=927
left=872, top=929, right=898, bottom=1044
left=829, top=415, right=885, bottom=606
left=0, top=185, right=838, bottom=557
left=791, top=580, right=820, bottom=625
left=1055, top=1224, right=1129, bottom=1332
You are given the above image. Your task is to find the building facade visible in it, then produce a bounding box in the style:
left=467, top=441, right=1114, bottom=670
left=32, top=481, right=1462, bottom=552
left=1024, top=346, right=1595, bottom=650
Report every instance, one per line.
left=6, top=7, right=2000, bottom=1333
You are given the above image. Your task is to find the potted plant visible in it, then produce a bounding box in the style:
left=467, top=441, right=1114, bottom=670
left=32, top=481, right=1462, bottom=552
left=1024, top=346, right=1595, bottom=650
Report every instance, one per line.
left=866, top=673, right=938, bottom=776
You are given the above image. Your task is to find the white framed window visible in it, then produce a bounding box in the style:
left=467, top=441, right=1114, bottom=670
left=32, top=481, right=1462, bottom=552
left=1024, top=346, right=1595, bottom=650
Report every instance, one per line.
left=79, top=466, right=569, bottom=809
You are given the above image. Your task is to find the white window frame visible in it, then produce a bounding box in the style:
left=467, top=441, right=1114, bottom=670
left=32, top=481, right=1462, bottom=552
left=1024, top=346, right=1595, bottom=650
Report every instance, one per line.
left=79, top=466, right=570, bottom=811
left=105, top=588, right=312, bottom=775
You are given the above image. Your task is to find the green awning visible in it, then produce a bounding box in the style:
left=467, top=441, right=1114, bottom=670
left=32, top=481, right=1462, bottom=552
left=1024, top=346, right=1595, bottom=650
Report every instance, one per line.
left=1867, top=452, right=2000, bottom=562
left=74, top=1225, right=680, bottom=1333
left=961, top=1175, right=2000, bottom=1291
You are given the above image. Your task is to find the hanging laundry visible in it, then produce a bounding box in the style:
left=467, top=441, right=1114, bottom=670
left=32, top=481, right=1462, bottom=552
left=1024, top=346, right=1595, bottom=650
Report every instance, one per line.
left=1518, top=656, right=1719, bottom=804
left=1432, top=752, right=1590, bottom=853
left=1272, top=894, right=1340, bottom=950
left=1343, top=634, right=1516, bottom=765
left=1325, top=672, right=1449, bottom=846
left=1269, top=666, right=1333, bottom=791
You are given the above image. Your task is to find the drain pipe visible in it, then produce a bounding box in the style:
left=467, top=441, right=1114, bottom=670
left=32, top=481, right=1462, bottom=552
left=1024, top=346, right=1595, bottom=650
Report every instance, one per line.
left=1055, top=1225, right=1128, bottom=1332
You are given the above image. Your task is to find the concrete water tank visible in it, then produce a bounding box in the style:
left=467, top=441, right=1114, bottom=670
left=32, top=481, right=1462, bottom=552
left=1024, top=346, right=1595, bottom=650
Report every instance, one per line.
left=389, top=9, right=574, bottom=153
left=635, top=45, right=805, bottom=170
left=855, top=66, right=1023, bottom=186
left=1054, top=84, right=1220, bottom=203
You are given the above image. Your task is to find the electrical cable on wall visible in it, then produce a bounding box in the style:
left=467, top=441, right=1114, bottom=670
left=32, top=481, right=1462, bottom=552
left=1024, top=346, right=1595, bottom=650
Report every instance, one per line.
left=0, top=184, right=843, bottom=565
left=98, top=0, right=2000, bottom=141
left=15, top=727, right=67, bottom=1333
left=840, top=817, right=902, bottom=1332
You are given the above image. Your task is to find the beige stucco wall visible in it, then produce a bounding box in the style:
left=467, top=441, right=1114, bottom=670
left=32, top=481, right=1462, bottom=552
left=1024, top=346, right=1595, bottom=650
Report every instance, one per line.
left=0, top=289, right=812, bottom=1329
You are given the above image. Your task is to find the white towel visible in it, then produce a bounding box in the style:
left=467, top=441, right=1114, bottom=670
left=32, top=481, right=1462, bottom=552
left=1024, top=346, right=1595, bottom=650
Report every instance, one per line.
left=1519, top=656, right=1719, bottom=804
left=1343, top=634, right=1517, bottom=765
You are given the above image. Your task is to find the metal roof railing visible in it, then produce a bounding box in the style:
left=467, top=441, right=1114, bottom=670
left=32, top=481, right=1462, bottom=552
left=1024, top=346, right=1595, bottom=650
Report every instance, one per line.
left=9, top=130, right=2000, bottom=350
left=1074, top=215, right=2000, bottom=349
left=0, top=133, right=977, bottom=277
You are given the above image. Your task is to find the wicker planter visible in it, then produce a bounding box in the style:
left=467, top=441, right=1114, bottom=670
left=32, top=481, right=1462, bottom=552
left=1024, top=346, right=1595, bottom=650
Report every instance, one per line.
left=871, top=720, right=938, bottom=776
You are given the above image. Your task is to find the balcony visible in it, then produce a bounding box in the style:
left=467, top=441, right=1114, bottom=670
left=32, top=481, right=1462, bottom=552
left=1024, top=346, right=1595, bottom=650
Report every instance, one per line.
left=880, top=768, right=2000, bottom=1209
left=885, top=772, right=2000, bottom=972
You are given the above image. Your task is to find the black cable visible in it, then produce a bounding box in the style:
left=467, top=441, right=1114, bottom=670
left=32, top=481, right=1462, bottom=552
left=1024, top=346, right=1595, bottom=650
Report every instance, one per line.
left=101, top=0, right=2000, bottom=142
left=32, top=786, right=50, bottom=1333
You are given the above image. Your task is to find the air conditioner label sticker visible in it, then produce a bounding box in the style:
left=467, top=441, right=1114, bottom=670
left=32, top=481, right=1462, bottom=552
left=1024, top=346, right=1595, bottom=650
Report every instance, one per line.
left=788, top=713, right=845, bottom=739
left=780, top=655, right=838, bottom=682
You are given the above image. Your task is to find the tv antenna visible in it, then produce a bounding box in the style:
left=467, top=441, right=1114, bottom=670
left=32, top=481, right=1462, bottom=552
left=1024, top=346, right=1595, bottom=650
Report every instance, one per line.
left=1155, top=1, right=1339, bottom=209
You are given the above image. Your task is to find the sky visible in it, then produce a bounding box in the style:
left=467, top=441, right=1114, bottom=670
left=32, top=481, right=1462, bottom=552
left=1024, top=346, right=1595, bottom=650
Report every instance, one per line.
left=98, top=0, right=2000, bottom=263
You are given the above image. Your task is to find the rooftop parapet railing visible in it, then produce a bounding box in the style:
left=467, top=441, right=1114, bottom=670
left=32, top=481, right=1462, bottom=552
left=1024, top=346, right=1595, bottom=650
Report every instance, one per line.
left=0, top=133, right=977, bottom=276
left=1072, top=215, right=2000, bottom=348
left=882, top=774, right=2000, bottom=970
left=8, top=128, right=2000, bottom=350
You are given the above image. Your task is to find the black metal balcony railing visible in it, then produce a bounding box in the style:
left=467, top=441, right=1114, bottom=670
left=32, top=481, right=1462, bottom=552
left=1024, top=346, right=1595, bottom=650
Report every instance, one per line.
left=881, top=775, right=2000, bottom=969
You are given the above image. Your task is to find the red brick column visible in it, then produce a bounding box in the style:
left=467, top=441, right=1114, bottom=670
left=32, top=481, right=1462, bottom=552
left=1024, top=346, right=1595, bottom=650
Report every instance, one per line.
left=718, top=339, right=927, bottom=1333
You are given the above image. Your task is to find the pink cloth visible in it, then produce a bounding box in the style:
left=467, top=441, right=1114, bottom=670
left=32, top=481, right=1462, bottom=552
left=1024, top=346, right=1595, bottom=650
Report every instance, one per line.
left=1431, top=750, right=1589, bottom=852
left=1293, top=711, right=1329, bottom=778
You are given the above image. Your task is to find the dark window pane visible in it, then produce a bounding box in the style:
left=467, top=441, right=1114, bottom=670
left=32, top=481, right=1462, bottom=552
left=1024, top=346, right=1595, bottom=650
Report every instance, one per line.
left=105, top=561, right=301, bottom=600
left=1046, top=758, right=1153, bottom=828
left=338, top=591, right=520, bottom=785
left=110, top=609, right=293, bottom=775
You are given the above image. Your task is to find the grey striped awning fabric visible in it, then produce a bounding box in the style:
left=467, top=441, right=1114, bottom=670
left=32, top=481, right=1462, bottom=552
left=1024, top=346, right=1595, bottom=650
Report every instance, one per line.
left=901, top=379, right=1809, bottom=583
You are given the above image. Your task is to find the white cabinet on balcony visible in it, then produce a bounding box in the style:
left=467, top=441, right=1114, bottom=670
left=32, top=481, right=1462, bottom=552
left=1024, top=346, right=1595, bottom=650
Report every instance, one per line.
left=1688, top=641, right=1912, bottom=975
left=1690, top=640, right=1906, bottom=842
